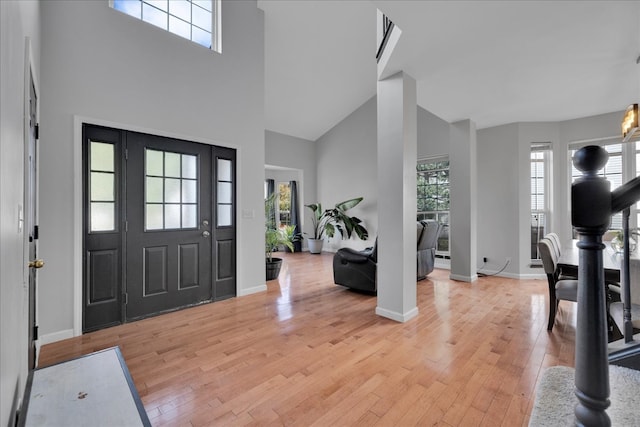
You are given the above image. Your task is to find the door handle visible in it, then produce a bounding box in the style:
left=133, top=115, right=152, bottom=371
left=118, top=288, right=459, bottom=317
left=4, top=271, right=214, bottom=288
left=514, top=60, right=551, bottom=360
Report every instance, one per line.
left=28, top=259, right=45, bottom=269
left=202, top=231, right=211, bottom=238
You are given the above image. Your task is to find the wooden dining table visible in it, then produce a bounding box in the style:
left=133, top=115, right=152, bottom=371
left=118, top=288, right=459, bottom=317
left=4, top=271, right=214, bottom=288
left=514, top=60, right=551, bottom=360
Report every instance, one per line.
left=557, top=239, right=632, bottom=284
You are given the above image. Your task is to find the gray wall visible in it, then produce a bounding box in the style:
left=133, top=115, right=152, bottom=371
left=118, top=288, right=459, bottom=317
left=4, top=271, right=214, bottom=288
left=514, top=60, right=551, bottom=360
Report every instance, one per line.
left=1, top=1, right=41, bottom=424
left=310, top=90, right=623, bottom=277
left=476, top=112, right=623, bottom=277
left=316, top=96, right=378, bottom=252
left=476, top=124, right=521, bottom=276
left=312, top=95, right=451, bottom=253
left=38, top=0, right=265, bottom=341
left=265, top=130, right=316, bottom=245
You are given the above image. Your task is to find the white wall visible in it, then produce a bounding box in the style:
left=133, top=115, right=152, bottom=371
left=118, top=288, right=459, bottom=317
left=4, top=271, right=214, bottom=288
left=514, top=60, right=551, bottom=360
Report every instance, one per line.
left=265, top=130, right=316, bottom=244
left=38, top=0, right=265, bottom=339
left=1, top=1, right=41, bottom=424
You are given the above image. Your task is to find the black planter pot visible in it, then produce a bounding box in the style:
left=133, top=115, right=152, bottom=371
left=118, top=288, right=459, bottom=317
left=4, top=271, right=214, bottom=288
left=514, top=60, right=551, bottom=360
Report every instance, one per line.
left=266, top=257, right=283, bottom=280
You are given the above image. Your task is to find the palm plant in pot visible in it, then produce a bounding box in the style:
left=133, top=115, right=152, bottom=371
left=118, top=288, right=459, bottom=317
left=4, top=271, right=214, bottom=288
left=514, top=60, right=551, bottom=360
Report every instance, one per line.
left=265, top=193, right=294, bottom=280
left=305, top=197, right=369, bottom=254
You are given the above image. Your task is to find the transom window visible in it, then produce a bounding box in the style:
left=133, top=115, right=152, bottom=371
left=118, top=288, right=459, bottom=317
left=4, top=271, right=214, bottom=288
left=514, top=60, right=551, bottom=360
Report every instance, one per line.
left=111, top=0, right=220, bottom=51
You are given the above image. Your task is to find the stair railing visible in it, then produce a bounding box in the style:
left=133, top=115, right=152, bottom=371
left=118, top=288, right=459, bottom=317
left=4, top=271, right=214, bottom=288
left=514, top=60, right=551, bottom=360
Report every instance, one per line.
left=572, top=145, right=640, bottom=426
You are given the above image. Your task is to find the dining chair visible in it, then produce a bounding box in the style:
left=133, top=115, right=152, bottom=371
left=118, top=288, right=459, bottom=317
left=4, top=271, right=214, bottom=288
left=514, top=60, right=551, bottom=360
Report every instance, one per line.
left=538, top=237, right=579, bottom=331
left=545, top=232, right=578, bottom=280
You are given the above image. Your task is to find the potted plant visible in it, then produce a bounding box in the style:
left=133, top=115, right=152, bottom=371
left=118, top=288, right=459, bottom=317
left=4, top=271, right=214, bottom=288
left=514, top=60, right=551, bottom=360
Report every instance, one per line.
left=265, top=227, right=294, bottom=280
left=265, top=193, right=295, bottom=280
left=282, top=224, right=302, bottom=252
left=305, top=197, right=369, bottom=254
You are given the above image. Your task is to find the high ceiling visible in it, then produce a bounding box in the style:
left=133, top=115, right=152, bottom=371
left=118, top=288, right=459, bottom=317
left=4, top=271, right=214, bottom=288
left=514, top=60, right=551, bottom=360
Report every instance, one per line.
left=259, top=1, right=640, bottom=142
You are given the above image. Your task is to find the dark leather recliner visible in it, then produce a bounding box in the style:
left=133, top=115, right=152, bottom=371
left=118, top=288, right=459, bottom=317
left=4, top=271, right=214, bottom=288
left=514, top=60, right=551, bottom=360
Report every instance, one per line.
left=418, top=220, right=442, bottom=280
left=332, top=240, right=378, bottom=293
left=333, top=221, right=441, bottom=292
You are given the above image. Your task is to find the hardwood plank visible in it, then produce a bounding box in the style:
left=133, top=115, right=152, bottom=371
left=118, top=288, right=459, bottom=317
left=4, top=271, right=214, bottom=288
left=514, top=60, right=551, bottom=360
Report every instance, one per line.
left=39, top=252, right=576, bottom=426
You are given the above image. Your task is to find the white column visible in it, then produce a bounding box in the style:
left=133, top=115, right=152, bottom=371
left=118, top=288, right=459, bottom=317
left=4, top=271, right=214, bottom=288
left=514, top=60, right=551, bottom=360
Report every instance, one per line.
left=376, top=71, right=418, bottom=322
left=450, top=119, right=478, bottom=282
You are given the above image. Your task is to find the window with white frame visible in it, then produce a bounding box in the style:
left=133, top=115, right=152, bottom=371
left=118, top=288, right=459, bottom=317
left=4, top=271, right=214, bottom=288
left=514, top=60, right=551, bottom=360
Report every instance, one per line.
left=531, top=142, right=551, bottom=263
left=417, top=157, right=450, bottom=258
left=111, top=0, right=220, bottom=51
left=278, top=182, right=291, bottom=229
left=570, top=139, right=640, bottom=231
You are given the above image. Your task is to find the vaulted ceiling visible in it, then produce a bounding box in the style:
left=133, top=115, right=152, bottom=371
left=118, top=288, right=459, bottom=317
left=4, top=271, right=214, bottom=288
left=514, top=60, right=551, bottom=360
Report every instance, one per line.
left=259, top=1, right=640, bottom=142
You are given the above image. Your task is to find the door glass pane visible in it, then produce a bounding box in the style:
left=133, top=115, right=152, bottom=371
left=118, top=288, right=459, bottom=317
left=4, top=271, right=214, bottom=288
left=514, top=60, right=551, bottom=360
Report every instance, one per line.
left=218, top=158, right=231, bottom=181
left=182, top=154, right=197, bottom=179
left=182, top=180, right=196, bottom=203
left=91, top=172, right=114, bottom=201
left=165, top=178, right=181, bottom=203
left=91, top=142, right=114, bottom=172
left=146, top=177, right=163, bottom=203
left=217, top=182, right=231, bottom=203
left=91, top=202, right=115, bottom=232
left=217, top=204, right=232, bottom=227
left=165, top=152, right=181, bottom=178
left=182, top=204, right=197, bottom=228
left=145, top=148, right=199, bottom=231
left=146, top=204, right=163, bottom=230
left=146, top=149, right=163, bottom=176
left=165, top=204, right=181, bottom=228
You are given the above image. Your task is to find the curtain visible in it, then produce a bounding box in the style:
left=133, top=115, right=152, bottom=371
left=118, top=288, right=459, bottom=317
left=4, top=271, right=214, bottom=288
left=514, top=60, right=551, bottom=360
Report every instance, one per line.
left=266, top=179, right=276, bottom=229
left=290, top=180, right=301, bottom=252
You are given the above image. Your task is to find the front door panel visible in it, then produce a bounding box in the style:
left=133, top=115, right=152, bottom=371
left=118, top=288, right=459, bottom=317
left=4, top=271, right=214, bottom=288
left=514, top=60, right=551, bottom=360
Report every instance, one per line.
left=125, top=132, right=213, bottom=320
left=83, top=126, right=236, bottom=330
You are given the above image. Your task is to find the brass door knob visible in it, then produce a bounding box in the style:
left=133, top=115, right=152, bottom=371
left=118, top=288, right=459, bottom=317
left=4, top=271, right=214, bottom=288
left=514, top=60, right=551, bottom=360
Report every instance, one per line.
left=28, top=259, right=45, bottom=269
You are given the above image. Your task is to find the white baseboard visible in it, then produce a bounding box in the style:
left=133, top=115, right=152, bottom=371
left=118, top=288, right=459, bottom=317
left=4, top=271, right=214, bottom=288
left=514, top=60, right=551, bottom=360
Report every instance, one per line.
left=375, top=306, right=419, bottom=323
left=449, top=273, right=479, bottom=282
left=237, top=284, right=267, bottom=296
left=39, top=329, right=75, bottom=346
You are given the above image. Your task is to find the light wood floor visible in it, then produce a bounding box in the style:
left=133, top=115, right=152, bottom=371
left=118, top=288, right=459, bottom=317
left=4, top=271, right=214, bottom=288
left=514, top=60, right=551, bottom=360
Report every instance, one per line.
left=39, top=252, right=577, bottom=426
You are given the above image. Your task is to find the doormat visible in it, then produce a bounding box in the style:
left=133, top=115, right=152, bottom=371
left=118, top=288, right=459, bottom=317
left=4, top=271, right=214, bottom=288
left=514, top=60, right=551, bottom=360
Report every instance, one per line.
left=20, top=346, right=150, bottom=427
left=528, top=365, right=640, bottom=426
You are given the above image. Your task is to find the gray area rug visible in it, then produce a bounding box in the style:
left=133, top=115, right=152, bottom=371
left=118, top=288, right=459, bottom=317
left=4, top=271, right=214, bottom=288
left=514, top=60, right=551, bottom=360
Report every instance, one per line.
left=529, top=365, right=640, bottom=426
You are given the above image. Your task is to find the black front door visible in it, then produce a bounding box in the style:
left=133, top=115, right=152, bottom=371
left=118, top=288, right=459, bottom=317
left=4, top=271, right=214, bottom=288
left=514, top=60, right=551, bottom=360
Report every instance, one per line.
left=27, top=74, right=39, bottom=368
left=125, top=132, right=214, bottom=319
left=83, top=125, right=236, bottom=331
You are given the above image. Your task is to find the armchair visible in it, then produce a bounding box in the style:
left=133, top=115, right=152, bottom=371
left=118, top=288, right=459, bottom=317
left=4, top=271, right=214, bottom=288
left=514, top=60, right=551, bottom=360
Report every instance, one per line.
left=418, top=220, right=442, bottom=280
left=333, top=221, right=442, bottom=292
left=332, top=240, right=377, bottom=293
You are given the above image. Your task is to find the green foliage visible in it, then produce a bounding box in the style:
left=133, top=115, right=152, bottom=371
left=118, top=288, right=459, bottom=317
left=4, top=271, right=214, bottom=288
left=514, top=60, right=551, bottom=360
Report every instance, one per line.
left=265, top=228, right=294, bottom=262
left=305, top=197, right=368, bottom=241
left=265, top=193, right=295, bottom=262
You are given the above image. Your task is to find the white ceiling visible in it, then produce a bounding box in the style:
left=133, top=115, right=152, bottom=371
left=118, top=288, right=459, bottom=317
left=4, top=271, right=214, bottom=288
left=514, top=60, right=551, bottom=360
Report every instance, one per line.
left=259, top=0, right=640, bottom=142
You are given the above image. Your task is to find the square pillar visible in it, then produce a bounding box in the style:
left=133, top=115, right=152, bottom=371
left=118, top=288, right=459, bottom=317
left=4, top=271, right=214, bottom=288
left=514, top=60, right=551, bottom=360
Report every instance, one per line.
left=376, top=71, right=418, bottom=322
left=450, top=119, right=478, bottom=282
